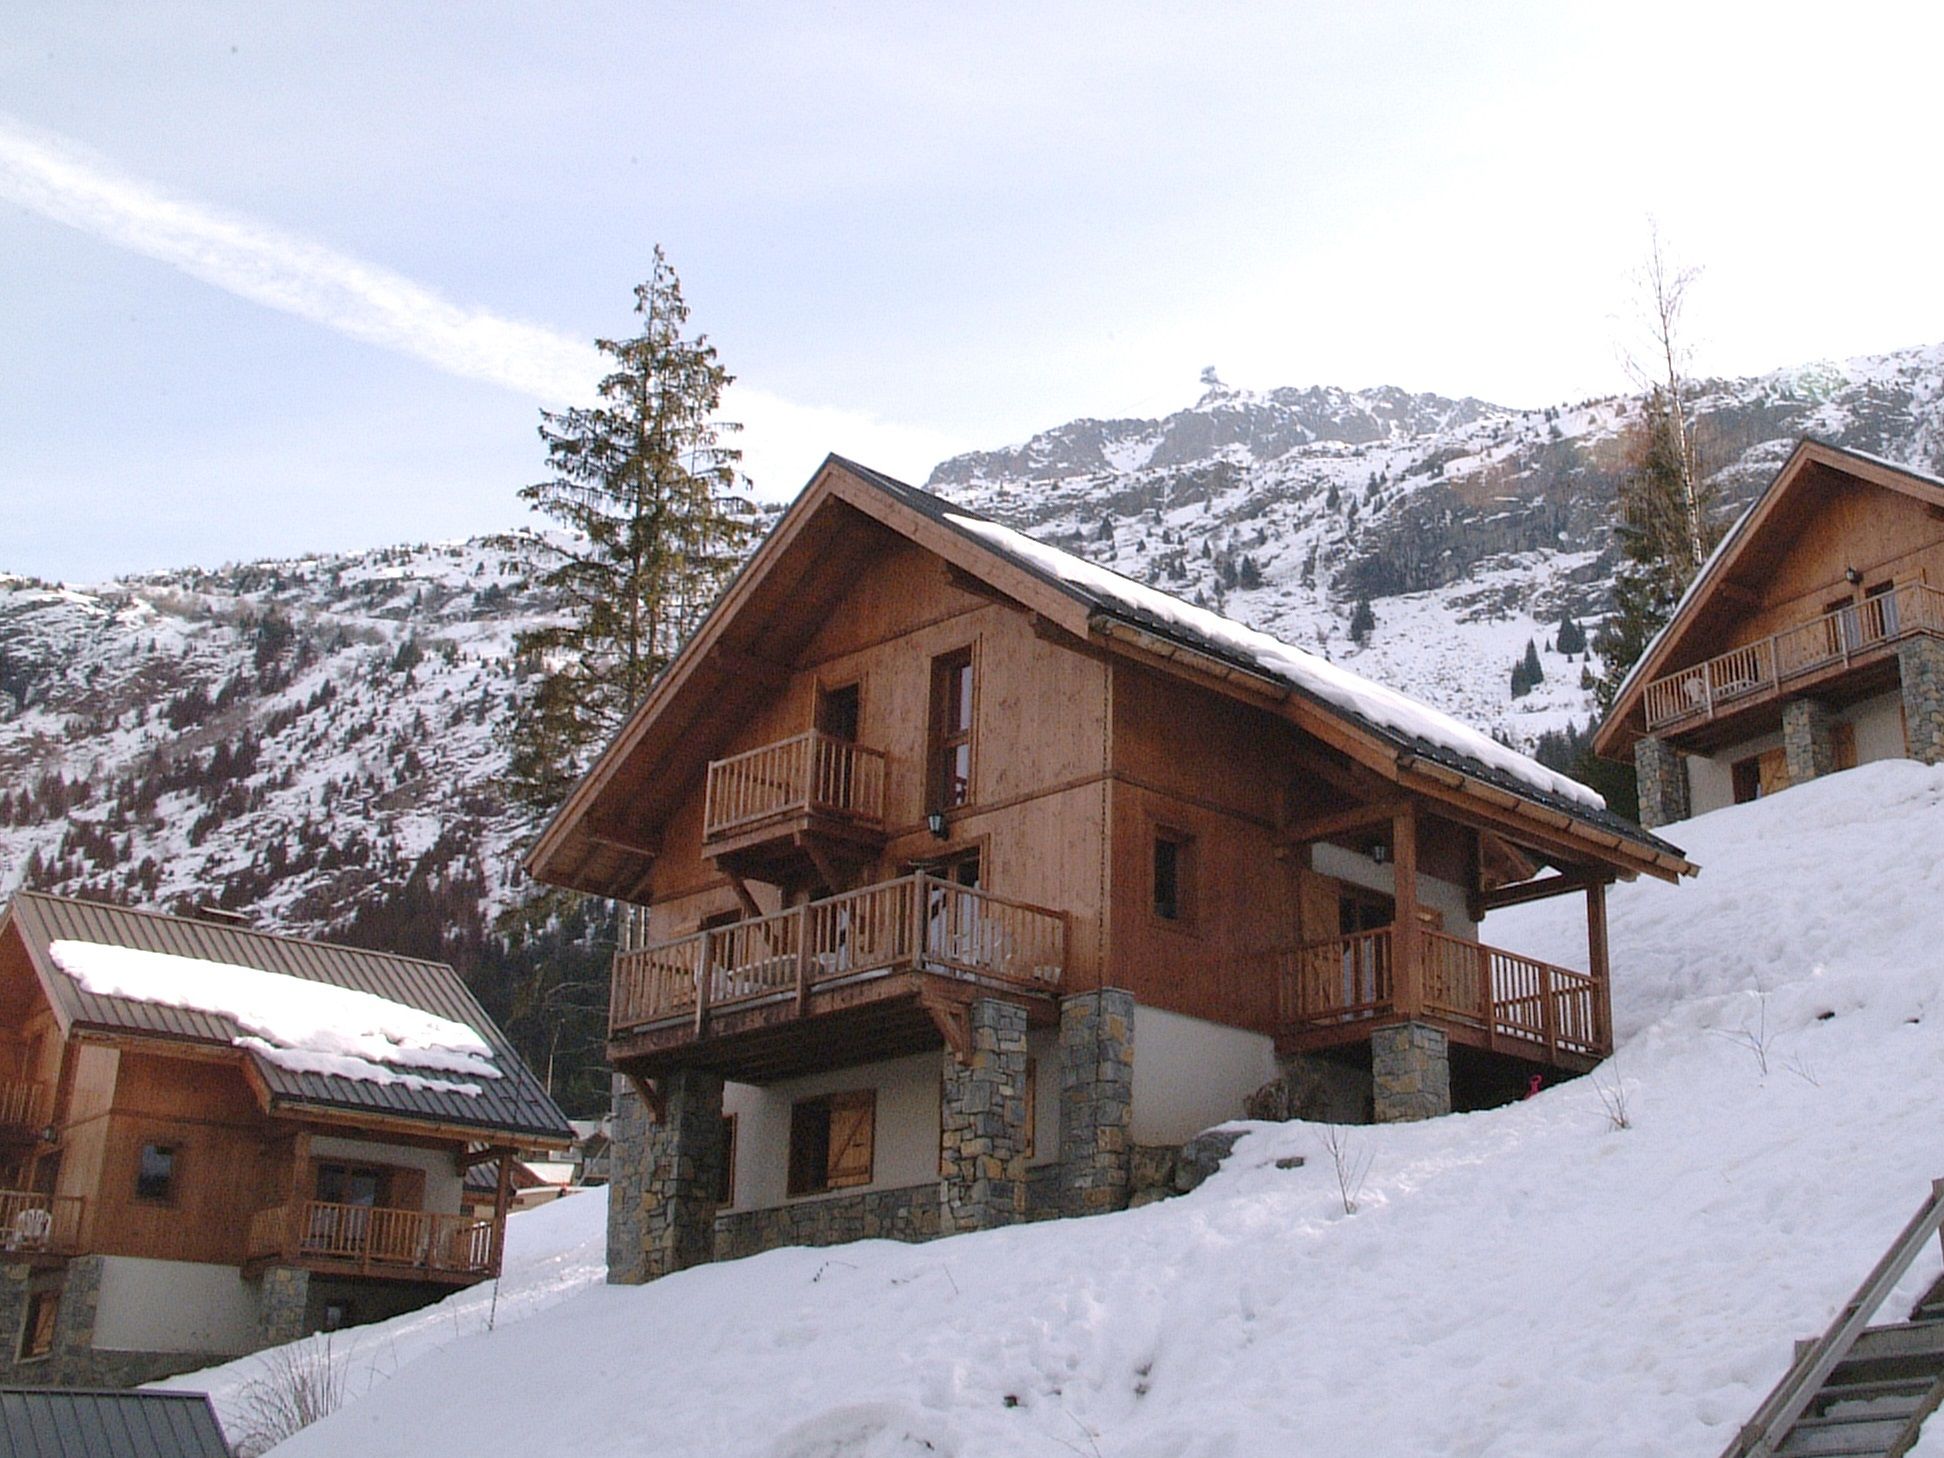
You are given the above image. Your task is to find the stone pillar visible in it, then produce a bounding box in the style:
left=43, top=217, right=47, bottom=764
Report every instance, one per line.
left=1782, top=697, right=1836, bottom=785
left=1057, top=988, right=1135, bottom=1217
left=1633, top=733, right=1690, bottom=829
left=637, top=1067, right=725, bottom=1282
left=605, top=1076, right=650, bottom=1284
left=940, top=999, right=1030, bottom=1234
left=1899, top=636, right=1944, bottom=765
left=255, top=1266, right=310, bottom=1347
left=1371, top=1022, right=1450, bottom=1123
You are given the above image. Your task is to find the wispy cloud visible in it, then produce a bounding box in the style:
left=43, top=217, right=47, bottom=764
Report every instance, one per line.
left=0, top=111, right=604, bottom=401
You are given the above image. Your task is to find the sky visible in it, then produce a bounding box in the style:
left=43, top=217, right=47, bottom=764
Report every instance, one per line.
left=6, top=3, right=1944, bottom=581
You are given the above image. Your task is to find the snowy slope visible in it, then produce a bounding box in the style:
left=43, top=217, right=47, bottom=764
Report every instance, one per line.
left=166, top=760, right=1944, bottom=1458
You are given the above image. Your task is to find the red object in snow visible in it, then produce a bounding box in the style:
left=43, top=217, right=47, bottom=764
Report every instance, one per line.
left=1523, top=1074, right=1544, bottom=1100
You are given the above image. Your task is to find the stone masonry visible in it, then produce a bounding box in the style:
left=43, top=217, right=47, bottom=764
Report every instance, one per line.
left=1900, top=636, right=1944, bottom=765
left=1058, top=988, right=1135, bottom=1217
left=940, top=998, right=1030, bottom=1234
left=1782, top=697, right=1836, bottom=785
left=1371, top=1021, right=1451, bottom=1123
left=606, top=1076, right=650, bottom=1284
left=715, top=1182, right=940, bottom=1259
left=637, top=1067, right=726, bottom=1283
left=254, top=1265, right=310, bottom=1348
left=1634, top=733, right=1690, bottom=830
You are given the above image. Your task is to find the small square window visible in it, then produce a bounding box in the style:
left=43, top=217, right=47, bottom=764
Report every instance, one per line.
left=19, top=1289, right=58, bottom=1360
left=135, top=1143, right=178, bottom=1203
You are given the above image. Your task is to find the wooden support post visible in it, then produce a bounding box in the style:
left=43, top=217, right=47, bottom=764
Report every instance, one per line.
left=911, top=873, right=930, bottom=970
left=1391, top=805, right=1421, bottom=1018
left=489, top=1146, right=514, bottom=1276
left=1586, top=879, right=1612, bottom=1052
left=795, top=903, right=813, bottom=1015
left=724, top=873, right=762, bottom=922
left=285, top=1130, right=310, bottom=1262
left=694, top=933, right=713, bottom=1037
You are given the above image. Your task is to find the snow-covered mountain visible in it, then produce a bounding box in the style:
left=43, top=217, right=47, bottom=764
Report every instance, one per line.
left=158, top=760, right=1944, bottom=1457
left=6, top=340, right=1944, bottom=944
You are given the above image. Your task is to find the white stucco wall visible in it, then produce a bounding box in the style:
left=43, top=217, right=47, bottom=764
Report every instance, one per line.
left=1687, top=690, right=1907, bottom=817
left=1311, top=842, right=1478, bottom=940
left=91, top=1256, right=259, bottom=1355
left=310, top=1135, right=464, bottom=1215
left=1129, top=1006, right=1278, bottom=1146
left=723, top=1051, right=941, bottom=1212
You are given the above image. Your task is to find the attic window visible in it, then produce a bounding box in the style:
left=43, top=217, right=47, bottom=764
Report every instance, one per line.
left=1152, top=829, right=1196, bottom=923
left=135, top=1143, right=178, bottom=1204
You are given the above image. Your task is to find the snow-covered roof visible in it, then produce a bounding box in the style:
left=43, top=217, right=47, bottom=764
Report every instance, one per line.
left=5, top=892, right=572, bottom=1143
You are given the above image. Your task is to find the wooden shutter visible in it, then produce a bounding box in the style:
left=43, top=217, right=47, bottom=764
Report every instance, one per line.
left=824, top=1090, right=875, bottom=1189
left=1832, top=722, right=1858, bottom=772
left=389, top=1165, right=425, bottom=1212
left=1757, top=747, right=1790, bottom=796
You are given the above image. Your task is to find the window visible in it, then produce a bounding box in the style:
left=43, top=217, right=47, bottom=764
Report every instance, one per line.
left=717, top=1115, right=738, bottom=1206
left=321, top=1300, right=354, bottom=1333
left=315, top=1162, right=387, bottom=1208
left=135, top=1143, right=178, bottom=1203
left=1733, top=748, right=1789, bottom=804
left=816, top=681, right=861, bottom=743
left=1152, top=829, right=1196, bottom=923
left=1866, top=579, right=1900, bottom=638
left=928, top=648, right=975, bottom=810
left=786, top=1089, right=875, bottom=1197
left=19, top=1288, right=58, bottom=1360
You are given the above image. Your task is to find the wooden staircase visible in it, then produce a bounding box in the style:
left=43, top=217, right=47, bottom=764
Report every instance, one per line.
left=1723, top=1182, right=1944, bottom=1458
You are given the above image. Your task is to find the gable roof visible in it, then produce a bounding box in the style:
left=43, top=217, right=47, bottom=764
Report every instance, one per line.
left=528, top=455, right=1691, bottom=895
left=3, top=892, right=572, bottom=1147
left=0, top=1388, right=231, bottom=1458
left=1593, top=439, right=1944, bottom=759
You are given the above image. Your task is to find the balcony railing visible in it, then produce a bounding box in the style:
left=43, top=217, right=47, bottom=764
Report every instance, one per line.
left=610, top=872, right=1067, bottom=1036
left=702, top=730, right=888, bottom=842
left=1643, top=581, right=1944, bottom=731
left=0, top=1078, right=46, bottom=1135
left=247, top=1200, right=498, bottom=1278
left=1273, top=923, right=1607, bottom=1063
left=0, top=1191, right=84, bottom=1255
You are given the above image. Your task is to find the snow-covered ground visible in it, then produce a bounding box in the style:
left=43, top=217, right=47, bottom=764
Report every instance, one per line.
left=166, top=760, right=1944, bottom=1456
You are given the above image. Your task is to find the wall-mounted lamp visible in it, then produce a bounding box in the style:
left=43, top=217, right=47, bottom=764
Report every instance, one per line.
left=1369, top=841, right=1389, bottom=865
left=926, top=811, right=949, bottom=840
left=38, top=1125, right=57, bottom=1145
left=1845, top=566, right=1863, bottom=585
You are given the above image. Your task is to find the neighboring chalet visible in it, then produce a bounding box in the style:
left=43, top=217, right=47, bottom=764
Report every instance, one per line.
left=1596, top=440, right=1944, bottom=826
left=527, top=455, right=1694, bottom=1283
left=0, top=892, right=572, bottom=1388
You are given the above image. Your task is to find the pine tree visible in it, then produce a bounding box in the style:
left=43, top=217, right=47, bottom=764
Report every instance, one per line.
left=1557, top=611, right=1588, bottom=656
left=1521, top=638, right=1544, bottom=688
left=1349, top=597, right=1376, bottom=645
left=501, top=249, right=754, bottom=815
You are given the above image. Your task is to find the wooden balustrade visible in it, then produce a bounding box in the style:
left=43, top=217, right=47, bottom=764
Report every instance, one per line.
left=702, top=730, right=888, bottom=840
left=248, top=1199, right=497, bottom=1277
left=0, top=1079, right=45, bottom=1134
left=1643, top=581, right=1944, bottom=730
left=0, top=1191, right=83, bottom=1255
left=609, top=872, right=1068, bottom=1036
left=1278, top=924, right=1608, bottom=1063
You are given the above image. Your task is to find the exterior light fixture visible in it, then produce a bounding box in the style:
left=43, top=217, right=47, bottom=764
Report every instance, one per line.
left=1369, top=841, right=1389, bottom=865
left=926, top=811, right=949, bottom=840
left=1845, top=566, right=1863, bottom=585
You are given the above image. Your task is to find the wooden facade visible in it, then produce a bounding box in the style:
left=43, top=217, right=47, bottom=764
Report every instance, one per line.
left=1596, top=441, right=1944, bottom=817
left=535, top=457, right=1692, bottom=1140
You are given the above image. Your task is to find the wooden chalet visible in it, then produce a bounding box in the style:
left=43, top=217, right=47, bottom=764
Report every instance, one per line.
left=528, top=455, right=1694, bottom=1282
left=0, top=892, right=572, bottom=1388
left=1596, top=440, right=1944, bottom=826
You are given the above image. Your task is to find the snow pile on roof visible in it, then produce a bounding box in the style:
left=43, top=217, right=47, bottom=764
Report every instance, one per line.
left=47, top=940, right=500, bottom=1094
left=946, top=512, right=1604, bottom=809
left=182, top=762, right=1944, bottom=1456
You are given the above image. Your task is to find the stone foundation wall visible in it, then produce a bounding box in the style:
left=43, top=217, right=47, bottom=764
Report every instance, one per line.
left=1782, top=697, right=1836, bottom=784
left=1900, top=637, right=1944, bottom=765
left=256, top=1265, right=309, bottom=1347
left=715, top=1183, right=940, bottom=1259
left=1246, top=1052, right=1373, bottom=1124
left=1058, top=989, right=1135, bottom=1217
left=606, top=1078, right=650, bottom=1284
left=1634, top=734, right=1690, bottom=829
left=940, top=999, right=1030, bottom=1234
left=1371, top=1022, right=1451, bottom=1123
left=639, top=1068, right=725, bottom=1282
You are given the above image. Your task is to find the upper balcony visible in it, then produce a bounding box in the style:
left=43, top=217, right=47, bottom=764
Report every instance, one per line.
left=609, top=871, right=1067, bottom=1081
left=702, top=730, right=889, bottom=887
left=245, top=1200, right=500, bottom=1283
left=1643, top=581, right=1944, bottom=736
left=0, top=1190, right=85, bottom=1258
left=0, top=1078, right=48, bottom=1143
left=1263, top=922, right=1609, bottom=1073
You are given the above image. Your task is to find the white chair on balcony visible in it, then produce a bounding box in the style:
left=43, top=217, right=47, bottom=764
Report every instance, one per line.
left=6, top=1206, right=51, bottom=1252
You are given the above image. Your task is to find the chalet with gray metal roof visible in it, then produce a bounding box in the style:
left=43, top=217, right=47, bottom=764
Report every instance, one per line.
left=0, top=891, right=571, bottom=1390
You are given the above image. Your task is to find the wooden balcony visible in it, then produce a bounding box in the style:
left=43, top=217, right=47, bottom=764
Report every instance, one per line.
left=245, top=1200, right=499, bottom=1283
left=0, top=1079, right=47, bottom=1141
left=1270, top=924, right=1608, bottom=1072
left=0, top=1191, right=84, bottom=1258
left=701, top=731, right=889, bottom=886
left=1643, top=581, right=1944, bottom=734
left=610, top=872, right=1067, bottom=1081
